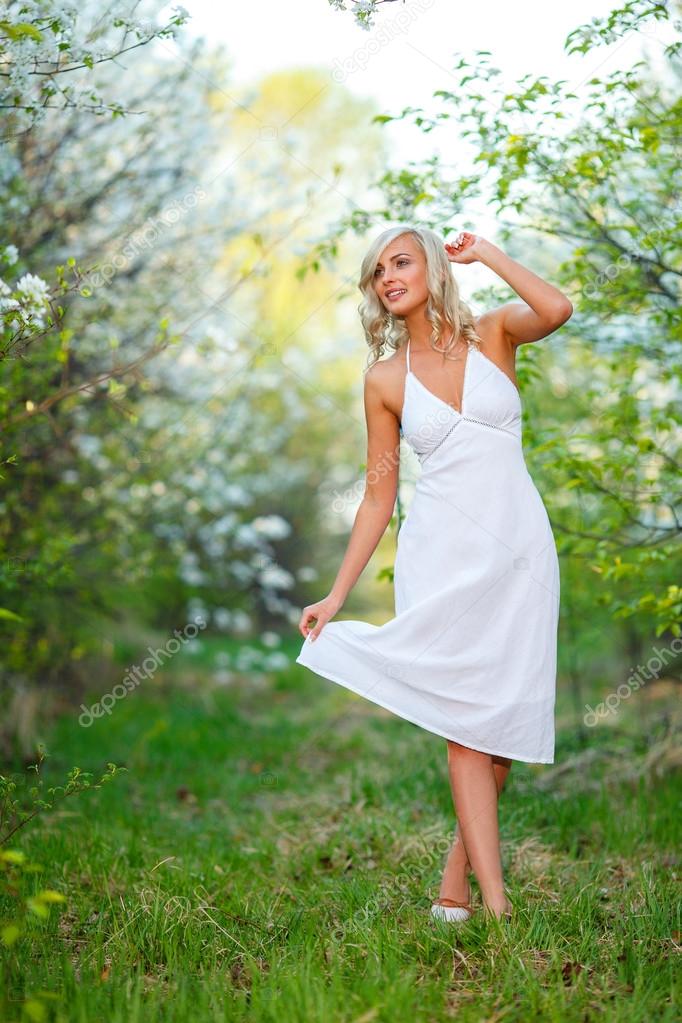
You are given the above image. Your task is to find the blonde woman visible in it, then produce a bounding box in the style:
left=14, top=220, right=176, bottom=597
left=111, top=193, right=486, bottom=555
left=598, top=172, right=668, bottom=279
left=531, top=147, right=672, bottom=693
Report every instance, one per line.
left=297, top=224, right=572, bottom=923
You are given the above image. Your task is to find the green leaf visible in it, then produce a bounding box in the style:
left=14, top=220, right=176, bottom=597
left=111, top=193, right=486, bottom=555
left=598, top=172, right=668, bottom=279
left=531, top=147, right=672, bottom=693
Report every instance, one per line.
left=23, top=999, right=47, bottom=1022
left=0, top=607, right=24, bottom=622
left=1, top=923, right=21, bottom=946
left=26, top=897, right=49, bottom=919
left=0, top=21, right=43, bottom=42
left=1, top=849, right=26, bottom=864
left=36, top=889, right=66, bottom=904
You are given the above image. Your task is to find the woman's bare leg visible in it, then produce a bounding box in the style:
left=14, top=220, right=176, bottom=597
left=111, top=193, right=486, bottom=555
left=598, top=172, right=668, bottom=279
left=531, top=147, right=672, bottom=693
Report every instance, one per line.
left=437, top=753, right=511, bottom=905
left=437, top=753, right=511, bottom=902
left=439, top=744, right=513, bottom=917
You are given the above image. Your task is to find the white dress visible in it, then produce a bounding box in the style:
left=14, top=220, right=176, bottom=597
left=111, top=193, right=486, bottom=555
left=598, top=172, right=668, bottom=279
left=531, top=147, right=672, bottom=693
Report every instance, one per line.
left=296, top=337, right=560, bottom=764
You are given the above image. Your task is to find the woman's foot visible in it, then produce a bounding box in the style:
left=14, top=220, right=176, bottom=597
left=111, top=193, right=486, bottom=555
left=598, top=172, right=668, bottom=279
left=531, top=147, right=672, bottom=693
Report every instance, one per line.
left=482, top=893, right=513, bottom=921
left=431, top=901, right=474, bottom=923
left=431, top=877, right=475, bottom=923
left=432, top=873, right=474, bottom=922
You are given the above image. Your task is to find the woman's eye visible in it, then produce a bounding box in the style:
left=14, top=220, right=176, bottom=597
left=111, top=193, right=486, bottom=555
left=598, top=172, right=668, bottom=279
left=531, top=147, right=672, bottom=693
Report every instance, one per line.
left=375, top=259, right=409, bottom=276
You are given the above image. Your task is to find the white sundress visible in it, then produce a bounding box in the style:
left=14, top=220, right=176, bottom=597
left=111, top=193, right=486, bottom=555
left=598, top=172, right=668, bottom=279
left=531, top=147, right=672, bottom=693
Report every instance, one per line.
left=296, top=337, right=560, bottom=764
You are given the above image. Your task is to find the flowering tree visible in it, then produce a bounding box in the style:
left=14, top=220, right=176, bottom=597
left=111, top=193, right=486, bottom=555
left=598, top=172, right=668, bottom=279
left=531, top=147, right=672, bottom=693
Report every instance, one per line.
left=0, top=3, right=381, bottom=695
left=0, top=256, right=52, bottom=354
left=0, top=3, right=243, bottom=682
left=0, top=1, right=189, bottom=136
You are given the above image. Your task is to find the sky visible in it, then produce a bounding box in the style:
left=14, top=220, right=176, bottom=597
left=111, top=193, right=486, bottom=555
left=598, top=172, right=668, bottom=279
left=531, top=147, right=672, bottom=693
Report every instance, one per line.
left=159, top=0, right=665, bottom=270
left=154, top=0, right=668, bottom=299
left=175, top=0, right=654, bottom=132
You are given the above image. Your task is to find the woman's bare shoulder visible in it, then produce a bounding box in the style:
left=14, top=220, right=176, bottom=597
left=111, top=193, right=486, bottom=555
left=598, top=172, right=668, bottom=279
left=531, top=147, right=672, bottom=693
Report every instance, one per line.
left=363, top=350, right=405, bottom=417
left=364, top=348, right=405, bottom=381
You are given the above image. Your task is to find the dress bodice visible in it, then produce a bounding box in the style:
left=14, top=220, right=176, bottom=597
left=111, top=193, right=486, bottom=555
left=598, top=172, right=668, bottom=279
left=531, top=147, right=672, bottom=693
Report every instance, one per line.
left=401, top=339, right=523, bottom=465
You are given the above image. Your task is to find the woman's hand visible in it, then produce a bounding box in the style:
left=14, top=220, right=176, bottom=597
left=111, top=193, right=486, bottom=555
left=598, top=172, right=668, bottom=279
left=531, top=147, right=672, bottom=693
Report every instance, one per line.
left=444, top=231, right=485, bottom=265
left=299, top=594, right=342, bottom=642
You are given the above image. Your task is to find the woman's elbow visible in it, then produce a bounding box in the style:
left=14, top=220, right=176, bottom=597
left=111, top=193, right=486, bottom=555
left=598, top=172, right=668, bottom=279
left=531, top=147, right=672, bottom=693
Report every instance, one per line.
left=551, top=297, right=573, bottom=326
left=362, top=491, right=396, bottom=524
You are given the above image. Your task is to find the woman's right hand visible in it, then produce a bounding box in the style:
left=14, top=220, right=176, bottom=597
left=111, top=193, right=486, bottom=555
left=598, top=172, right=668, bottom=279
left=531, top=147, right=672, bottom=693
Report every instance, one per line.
left=298, top=594, right=342, bottom=642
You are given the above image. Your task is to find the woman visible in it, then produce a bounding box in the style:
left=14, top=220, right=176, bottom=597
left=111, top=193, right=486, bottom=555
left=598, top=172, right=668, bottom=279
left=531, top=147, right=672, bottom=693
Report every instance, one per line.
left=296, top=224, right=572, bottom=923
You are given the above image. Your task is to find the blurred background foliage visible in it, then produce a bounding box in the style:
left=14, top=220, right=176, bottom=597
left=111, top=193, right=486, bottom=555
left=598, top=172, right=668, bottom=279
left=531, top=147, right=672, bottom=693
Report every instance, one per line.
left=0, top=0, right=680, bottom=762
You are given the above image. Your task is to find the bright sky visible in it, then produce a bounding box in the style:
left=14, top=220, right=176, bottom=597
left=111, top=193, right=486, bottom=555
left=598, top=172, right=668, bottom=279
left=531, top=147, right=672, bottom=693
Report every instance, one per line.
left=177, top=0, right=653, bottom=133
left=165, top=0, right=663, bottom=258
left=153, top=0, right=671, bottom=316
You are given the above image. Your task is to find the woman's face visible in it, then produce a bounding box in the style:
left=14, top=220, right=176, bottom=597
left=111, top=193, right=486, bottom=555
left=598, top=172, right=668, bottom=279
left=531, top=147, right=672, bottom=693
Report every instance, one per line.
left=373, top=234, right=430, bottom=316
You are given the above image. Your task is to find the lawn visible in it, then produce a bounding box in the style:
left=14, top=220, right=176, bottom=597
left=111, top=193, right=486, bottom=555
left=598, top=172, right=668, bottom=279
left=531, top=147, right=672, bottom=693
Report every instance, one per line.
left=1, top=638, right=680, bottom=1021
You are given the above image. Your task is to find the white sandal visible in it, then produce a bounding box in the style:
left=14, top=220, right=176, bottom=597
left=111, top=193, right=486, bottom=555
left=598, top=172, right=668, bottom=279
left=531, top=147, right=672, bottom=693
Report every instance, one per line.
left=431, top=879, right=476, bottom=923
left=430, top=897, right=476, bottom=923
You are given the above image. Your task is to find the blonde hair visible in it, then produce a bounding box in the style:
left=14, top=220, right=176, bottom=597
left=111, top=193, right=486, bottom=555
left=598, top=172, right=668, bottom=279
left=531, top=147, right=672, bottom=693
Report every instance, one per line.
left=358, top=224, right=482, bottom=370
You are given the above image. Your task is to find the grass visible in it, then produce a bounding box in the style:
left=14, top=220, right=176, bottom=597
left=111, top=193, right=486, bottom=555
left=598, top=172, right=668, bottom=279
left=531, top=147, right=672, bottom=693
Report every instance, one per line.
left=1, top=640, right=680, bottom=1021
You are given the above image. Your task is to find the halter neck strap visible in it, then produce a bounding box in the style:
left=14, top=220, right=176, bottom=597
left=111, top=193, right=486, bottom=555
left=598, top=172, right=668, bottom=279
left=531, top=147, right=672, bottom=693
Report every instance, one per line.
left=406, top=337, right=411, bottom=373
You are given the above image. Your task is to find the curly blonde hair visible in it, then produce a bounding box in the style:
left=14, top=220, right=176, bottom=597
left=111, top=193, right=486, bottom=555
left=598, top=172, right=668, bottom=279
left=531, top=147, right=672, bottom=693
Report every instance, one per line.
left=358, top=224, right=482, bottom=370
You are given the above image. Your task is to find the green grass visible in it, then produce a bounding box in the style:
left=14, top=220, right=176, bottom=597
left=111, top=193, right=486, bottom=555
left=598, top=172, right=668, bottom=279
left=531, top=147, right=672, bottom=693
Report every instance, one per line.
left=1, top=651, right=680, bottom=1022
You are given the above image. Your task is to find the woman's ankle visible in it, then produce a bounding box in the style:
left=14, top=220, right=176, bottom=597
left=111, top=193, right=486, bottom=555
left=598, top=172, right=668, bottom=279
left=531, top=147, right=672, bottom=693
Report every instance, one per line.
left=439, top=866, right=471, bottom=900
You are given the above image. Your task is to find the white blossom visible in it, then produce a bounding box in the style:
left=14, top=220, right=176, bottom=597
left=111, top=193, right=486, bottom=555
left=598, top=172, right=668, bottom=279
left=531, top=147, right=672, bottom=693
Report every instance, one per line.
left=259, top=564, right=295, bottom=590
left=212, top=608, right=232, bottom=630
left=263, top=651, right=289, bottom=670
left=251, top=514, right=292, bottom=540
left=16, top=273, right=50, bottom=304
left=297, top=565, right=319, bottom=582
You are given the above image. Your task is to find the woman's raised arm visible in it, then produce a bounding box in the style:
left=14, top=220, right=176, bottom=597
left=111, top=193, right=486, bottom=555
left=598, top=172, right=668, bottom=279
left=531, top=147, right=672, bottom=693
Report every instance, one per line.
left=446, top=232, right=573, bottom=344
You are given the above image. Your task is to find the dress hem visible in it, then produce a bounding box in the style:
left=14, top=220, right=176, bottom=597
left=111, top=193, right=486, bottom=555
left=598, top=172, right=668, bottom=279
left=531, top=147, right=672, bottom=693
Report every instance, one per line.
left=295, top=653, right=555, bottom=765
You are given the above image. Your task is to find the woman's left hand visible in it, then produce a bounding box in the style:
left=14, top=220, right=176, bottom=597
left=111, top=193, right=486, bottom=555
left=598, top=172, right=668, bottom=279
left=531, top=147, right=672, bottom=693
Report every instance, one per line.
left=445, top=231, right=485, bottom=265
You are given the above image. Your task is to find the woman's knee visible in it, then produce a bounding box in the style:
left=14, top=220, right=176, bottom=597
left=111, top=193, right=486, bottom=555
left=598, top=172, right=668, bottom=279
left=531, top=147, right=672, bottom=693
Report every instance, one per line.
left=446, top=740, right=489, bottom=763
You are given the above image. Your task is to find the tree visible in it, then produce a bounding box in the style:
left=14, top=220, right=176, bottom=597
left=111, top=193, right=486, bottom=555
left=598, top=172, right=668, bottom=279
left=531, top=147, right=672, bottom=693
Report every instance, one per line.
left=0, top=0, right=189, bottom=136
left=0, top=2, right=389, bottom=698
